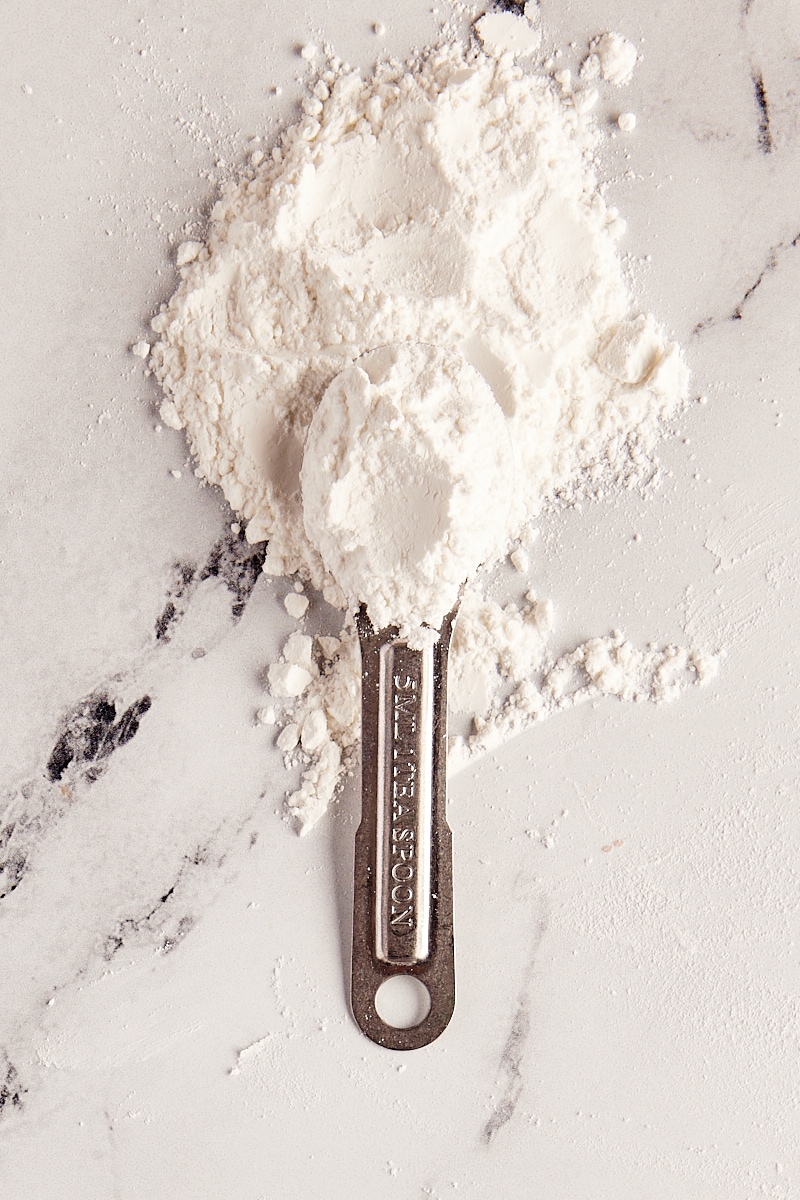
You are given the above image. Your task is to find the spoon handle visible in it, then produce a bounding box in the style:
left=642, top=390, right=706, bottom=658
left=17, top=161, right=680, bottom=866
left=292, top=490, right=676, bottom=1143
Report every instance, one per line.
left=351, top=608, right=456, bottom=1049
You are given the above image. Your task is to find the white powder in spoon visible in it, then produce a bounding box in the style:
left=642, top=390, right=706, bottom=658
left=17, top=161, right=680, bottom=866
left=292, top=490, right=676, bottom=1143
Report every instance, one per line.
left=301, top=343, right=513, bottom=643
left=147, top=22, right=716, bottom=832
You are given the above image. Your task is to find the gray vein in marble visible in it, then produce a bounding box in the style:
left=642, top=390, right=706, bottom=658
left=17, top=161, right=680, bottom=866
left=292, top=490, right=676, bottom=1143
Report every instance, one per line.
left=155, top=561, right=197, bottom=641
left=101, top=845, right=212, bottom=961
left=0, top=806, right=263, bottom=1123
left=46, top=694, right=152, bottom=785
left=751, top=68, right=773, bottom=153
left=103, top=1106, right=124, bottom=1200
left=0, top=528, right=266, bottom=905
left=155, top=530, right=267, bottom=642
left=0, top=522, right=274, bottom=1120
left=1, top=692, right=152, bottom=901
left=100, top=815, right=262, bottom=963
left=0, top=1056, right=26, bottom=1116
left=693, top=230, right=800, bottom=334
left=0, top=706, right=145, bottom=906
left=481, top=893, right=548, bottom=1145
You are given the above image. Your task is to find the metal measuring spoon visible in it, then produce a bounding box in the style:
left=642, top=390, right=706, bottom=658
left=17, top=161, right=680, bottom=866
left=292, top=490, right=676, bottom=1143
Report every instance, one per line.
left=351, top=602, right=458, bottom=1049
left=301, top=343, right=513, bottom=1049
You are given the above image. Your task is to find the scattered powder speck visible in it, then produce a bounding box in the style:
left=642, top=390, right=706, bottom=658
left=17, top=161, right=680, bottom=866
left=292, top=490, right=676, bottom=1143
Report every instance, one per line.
left=284, top=591, right=309, bottom=620
left=510, top=546, right=530, bottom=573
left=147, top=20, right=716, bottom=833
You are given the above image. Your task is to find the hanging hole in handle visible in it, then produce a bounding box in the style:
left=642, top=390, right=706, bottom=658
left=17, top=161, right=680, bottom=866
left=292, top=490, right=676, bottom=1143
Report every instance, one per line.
left=374, top=975, right=432, bottom=1030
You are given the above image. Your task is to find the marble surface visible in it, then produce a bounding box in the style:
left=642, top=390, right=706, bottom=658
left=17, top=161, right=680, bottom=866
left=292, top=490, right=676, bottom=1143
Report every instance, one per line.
left=2, top=1, right=799, bottom=1196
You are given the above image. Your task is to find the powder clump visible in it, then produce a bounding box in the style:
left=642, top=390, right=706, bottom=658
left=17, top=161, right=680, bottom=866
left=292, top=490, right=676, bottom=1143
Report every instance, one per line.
left=474, top=11, right=542, bottom=58
left=581, top=32, right=638, bottom=87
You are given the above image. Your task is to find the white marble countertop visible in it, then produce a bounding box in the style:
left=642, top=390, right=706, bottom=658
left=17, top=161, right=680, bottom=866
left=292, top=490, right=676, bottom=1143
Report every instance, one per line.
left=2, top=2, right=799, bottom=1196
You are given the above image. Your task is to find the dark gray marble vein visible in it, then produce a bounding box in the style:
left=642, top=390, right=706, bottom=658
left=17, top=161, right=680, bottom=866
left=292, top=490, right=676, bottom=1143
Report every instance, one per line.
left=1, top=693, right=151, bottom=900
left=0, top=528, right=266, bottom=905
left=0, top=1056, right=26, bottom=1116
left=100, top=844, right=213, bottom=961
left=0, top=693, right=152, bottom=904
left=752, top=68, right=773, bottom=153
left=693, top=229, right=800, bottom=334
left=0, top=522, right=267, bottom=1113
left=482, top=893, right=549, bottom=1145
left=46, top=694, right=152, bottom=784
left=154, top=529, right=267, bottom=642
left=0, top=811, right=262, bottom=1123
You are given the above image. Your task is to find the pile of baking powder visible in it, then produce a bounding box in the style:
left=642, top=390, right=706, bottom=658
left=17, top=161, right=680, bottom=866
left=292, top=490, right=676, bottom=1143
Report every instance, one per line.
left=147, top=10, right=716, bottom=832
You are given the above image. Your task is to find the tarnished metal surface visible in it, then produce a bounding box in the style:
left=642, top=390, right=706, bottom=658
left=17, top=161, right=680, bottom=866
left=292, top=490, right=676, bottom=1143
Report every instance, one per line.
left=351, top=607, right=456, bottom=1050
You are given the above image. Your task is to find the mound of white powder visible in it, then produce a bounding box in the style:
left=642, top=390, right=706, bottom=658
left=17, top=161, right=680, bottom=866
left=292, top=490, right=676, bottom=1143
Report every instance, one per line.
left=301, top=343, right=513, bottom=641
left=147, top=18, right=716, bottom=833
